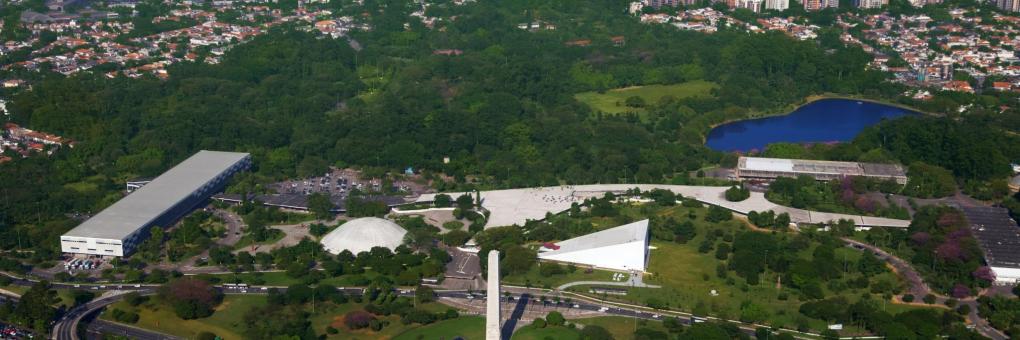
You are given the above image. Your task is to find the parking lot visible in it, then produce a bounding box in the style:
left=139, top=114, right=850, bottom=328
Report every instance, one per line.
left=270, top=168, right=433, bottom=201
left=0, top=321, right=36, bottom=339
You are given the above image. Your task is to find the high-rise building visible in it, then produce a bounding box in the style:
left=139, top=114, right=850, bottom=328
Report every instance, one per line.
left=856, top=0, right=887, bottom=8
left=803, top=0, right=835, bottom=10
left=646, top=0, right=682, bottom=8
left=998, top=0, right=1020, bottom=12
left=735, top=0, right=763, bottom=12
left=765, top=0, right=789, bottom=10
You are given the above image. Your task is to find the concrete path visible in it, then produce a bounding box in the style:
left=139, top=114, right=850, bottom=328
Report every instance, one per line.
left=417, top=184, right=911, bottom=229
left=557, top=273, right=661, bottom=291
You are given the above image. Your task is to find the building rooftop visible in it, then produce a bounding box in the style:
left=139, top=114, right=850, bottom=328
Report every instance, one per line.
left=962, top=206, right=1020, bottom=268
left=538, top=219, right=650, bottom=272
left=738, top=156, right=906, bottom=178
left=320, top=217, right=407, bottom=255
left=63, top=150, right=250, bottom=240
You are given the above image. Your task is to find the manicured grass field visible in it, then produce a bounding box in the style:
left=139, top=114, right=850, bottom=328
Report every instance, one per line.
left=392, top=316, right=485, bottom=340
left=100, top=295, right=266, bottom=340
left=574, top=80, right=717, bottom=115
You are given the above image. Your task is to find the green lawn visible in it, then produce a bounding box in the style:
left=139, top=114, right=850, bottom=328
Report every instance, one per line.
left=100, top=295, right=266, bottom=340
left=548, top=203, right=940, bottom=334
left=307, top=301, right=465, bottom=339
left=393, top=316, right=485, bottom=340
left=512, top=324, right=581, bottom=340
left=232, top=230, right=287, bottom=250
left=503, top=263, right=616, bottom=290
left=574, top=80, right=717, bottom=115
left=573, top=317, right=668, bottom=340
left=201, top=270, right=381, bottom=287
left=0, top=283, right=27, bottom=296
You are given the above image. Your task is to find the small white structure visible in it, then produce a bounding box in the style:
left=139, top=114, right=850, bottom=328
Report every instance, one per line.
left=319, top=217, right=407, bottom=255
left=485, top=250, right=501, bottom=340
left=538, top=219, right=650, bottom=272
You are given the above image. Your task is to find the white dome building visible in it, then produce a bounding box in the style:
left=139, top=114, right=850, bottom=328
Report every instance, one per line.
left=320, top=217, right=408, bottom=255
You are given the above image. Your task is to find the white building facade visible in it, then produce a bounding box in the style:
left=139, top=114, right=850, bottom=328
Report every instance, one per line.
left=764, top=0, right=789, bottom=11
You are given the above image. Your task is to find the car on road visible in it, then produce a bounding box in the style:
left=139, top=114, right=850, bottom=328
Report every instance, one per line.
left=598, top=307, right=609, bottom=312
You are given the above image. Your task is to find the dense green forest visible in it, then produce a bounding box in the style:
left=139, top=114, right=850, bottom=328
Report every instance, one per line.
left=0, top=0, right=896, bottom=254
left=0, top=0, right=1018, bottom=258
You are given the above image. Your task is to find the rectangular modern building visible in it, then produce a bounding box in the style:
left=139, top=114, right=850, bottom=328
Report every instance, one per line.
left=961, top=206, right=1020, bottom=285
left=736, top=156, right=908, bottom=184
left=61, top=150, right=251, bottom=257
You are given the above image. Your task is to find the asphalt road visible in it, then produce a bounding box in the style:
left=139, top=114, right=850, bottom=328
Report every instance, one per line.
left=212, top=209, right=244, bottom=247
left=86, top=320, right=181, bottom=340
left=0, top=268, right=821, bottom=340
left=843, top=238, right=1008, bottom=340
left=52, top=291, right=153, bottom=340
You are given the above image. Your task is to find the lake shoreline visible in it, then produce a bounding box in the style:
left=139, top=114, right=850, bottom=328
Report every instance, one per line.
left=703, top=94, right=932, bottom=142
left=704, top=96, right=921, bottom=152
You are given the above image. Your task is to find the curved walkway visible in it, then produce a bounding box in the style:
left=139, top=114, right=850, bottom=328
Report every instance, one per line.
left=416, top=184, right=910, bottom=229
left=556, top=274, right=661, bottom=291
left=842, top=238, right=1008, bottom=340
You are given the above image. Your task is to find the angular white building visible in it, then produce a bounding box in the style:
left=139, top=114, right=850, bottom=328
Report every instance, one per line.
left=61, top=150, right=251, bottom=257
left=320, top=217, right=408, bottom=255
left=538, top=219, right=650, bottom=272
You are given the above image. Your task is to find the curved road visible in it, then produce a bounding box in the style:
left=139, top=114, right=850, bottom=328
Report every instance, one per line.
left=0, top=269, right=824, bottom=340
left=842, top=238, right=1008, bottom=340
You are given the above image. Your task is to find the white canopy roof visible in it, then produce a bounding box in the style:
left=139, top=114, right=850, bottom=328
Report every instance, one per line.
left=320, top=217, right=407, bottom=255
left=538, top=219, right=650, bottom=272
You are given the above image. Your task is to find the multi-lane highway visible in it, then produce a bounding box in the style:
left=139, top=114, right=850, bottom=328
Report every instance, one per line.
left=86, top=320, right=181, bottom=340
left=0, top=271, right=824, bottom=340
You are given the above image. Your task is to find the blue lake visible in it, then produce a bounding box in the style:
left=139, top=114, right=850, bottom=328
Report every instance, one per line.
left=705, top=98, right=919, bottom=152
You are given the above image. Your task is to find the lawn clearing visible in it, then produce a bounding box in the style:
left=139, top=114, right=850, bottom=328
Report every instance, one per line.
left=392, top=316, right=485, bottom=340
left=546, top=202, right=942, bottom=334
left=503, top=263, right=616, bottom=290
left=572, top=317, right=668, bottom=340
left=574, top=80, right=717, bottom=115
left=512, top=324, right=581, bottom=340
left=99, top=295, right=265, bottom=340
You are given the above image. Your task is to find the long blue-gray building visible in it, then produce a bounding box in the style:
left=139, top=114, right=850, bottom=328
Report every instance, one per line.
left=61, top=150, right=251, bottom=257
